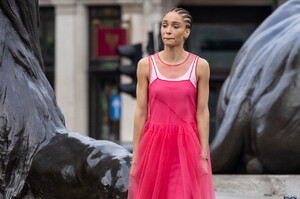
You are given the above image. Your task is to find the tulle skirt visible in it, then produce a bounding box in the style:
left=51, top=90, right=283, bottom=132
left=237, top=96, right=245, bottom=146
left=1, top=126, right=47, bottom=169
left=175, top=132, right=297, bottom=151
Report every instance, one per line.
left=128, top=122, right=215, bottom=199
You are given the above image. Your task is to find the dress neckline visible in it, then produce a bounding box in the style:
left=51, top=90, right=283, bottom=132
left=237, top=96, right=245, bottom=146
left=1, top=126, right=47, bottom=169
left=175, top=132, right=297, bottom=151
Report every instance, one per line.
left=156, top=52, right=191, bottom=66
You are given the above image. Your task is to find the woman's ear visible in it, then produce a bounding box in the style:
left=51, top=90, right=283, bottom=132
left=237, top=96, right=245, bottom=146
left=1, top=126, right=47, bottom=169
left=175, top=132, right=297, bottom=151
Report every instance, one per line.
left=184, top=29, right=190, bottom=40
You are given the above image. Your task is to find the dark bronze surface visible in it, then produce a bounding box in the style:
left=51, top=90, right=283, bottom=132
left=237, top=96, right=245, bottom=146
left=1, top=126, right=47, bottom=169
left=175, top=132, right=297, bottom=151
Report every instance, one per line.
left=29, top=133, right=131, bottom=199
left=211, top=0, right=300, bottom=174
left=0, top=1, right=131, bottom=198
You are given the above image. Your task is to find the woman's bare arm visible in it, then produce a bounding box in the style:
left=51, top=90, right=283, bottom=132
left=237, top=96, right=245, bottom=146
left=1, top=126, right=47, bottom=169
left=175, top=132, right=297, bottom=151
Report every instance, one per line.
left=196, top=58, right=210, bottom=158
left=132, top=57, right=149, bottom=163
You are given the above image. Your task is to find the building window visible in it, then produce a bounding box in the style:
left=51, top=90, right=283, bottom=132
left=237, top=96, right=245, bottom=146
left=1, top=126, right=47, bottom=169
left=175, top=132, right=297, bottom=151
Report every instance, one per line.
left=88, top=6, right=122, bottom=141
left=39, top=7, right=55, bottom=89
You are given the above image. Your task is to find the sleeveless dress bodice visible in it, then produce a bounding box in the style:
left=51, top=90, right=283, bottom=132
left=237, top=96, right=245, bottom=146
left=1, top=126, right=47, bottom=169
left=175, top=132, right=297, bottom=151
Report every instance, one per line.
left=148, top=53, right=197, bottom=126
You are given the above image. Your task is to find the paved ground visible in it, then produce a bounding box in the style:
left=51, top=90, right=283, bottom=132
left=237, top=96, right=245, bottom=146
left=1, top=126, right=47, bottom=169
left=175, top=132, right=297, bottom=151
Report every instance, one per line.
left=213, top=175, right=299, bottom=199
left=216, top=192, right=282, bottom=199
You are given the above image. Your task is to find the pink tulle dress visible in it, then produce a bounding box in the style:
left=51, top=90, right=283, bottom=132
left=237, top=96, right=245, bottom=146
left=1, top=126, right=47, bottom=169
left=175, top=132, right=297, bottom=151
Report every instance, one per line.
left=128, top=53, right=215, bottom=199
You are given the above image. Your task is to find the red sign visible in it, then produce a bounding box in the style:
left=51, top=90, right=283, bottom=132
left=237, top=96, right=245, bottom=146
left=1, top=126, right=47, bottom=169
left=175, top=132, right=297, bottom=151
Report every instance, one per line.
left=97, top=28, right=127, bottom=57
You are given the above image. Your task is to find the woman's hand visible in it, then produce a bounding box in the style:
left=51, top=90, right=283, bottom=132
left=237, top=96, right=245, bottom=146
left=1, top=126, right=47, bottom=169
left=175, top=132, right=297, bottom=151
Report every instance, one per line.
left=199, top=154, right=209, bottom=175
left=201, top=147, right=208, bottom=160
left=130, top=159, right=138, bottom=177
left=198, top=148, right=209, bottom=175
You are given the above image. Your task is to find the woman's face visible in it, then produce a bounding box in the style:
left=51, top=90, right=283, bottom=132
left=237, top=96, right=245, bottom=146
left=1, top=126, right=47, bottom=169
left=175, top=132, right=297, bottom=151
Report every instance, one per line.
left=161, top=11, right=190, bottom=48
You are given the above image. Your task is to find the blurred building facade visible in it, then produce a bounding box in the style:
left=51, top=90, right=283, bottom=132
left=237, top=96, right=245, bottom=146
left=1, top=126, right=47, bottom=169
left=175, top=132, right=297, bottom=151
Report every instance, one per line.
left=38, top=0, right=286, bottom=144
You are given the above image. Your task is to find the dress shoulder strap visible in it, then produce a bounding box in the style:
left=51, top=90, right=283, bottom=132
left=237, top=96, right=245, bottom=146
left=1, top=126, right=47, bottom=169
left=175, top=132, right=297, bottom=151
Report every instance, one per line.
left=189, top=55, right=199, bottom=88
left=149, top=55, right=158, bottom=85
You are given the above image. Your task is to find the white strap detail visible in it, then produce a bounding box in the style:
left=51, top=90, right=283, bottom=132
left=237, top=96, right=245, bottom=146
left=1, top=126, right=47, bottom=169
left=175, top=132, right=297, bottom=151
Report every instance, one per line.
left=149, top=55, right=157, bottom=85
left=190, top=56, right=199, bottom=88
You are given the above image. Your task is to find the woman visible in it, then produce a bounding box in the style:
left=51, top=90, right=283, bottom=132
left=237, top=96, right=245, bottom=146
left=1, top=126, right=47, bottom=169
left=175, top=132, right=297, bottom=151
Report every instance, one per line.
left=128, top=7, right=215, bottom=199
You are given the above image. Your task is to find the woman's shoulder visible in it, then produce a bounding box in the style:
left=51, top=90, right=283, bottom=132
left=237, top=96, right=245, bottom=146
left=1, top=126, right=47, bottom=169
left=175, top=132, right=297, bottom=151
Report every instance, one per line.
left=186, top=52, right=209, bottom=68
left=138, top=53, right=159, bottom=67
left=137, top=56, right=150, bottom=77
left=189, top=53, right=209, bottom=77
left=197, top=57, right=209, bottom=68
left=138, top=56, right=150, bottom=68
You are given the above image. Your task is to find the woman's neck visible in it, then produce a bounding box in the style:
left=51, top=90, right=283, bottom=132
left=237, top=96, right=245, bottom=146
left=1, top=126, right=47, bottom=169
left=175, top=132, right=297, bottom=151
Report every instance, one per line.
left=160, top=47, right=188, bottom=64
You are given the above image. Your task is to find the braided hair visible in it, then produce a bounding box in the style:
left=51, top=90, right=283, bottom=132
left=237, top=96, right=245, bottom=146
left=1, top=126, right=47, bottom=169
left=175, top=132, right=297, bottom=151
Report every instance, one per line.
left=167, top=7, right=193, bottom=30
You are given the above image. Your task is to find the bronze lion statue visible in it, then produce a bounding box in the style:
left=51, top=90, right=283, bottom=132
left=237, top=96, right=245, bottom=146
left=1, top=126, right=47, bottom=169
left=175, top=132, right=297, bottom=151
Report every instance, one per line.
left=211, top=0, right=300, bottom=174
left=0, top=1, right=131, bottom=198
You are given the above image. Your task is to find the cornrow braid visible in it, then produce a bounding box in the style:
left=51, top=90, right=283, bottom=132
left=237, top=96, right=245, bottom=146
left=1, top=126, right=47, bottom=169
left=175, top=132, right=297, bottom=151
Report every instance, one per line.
left=168, top=7, right=193, bottom=30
